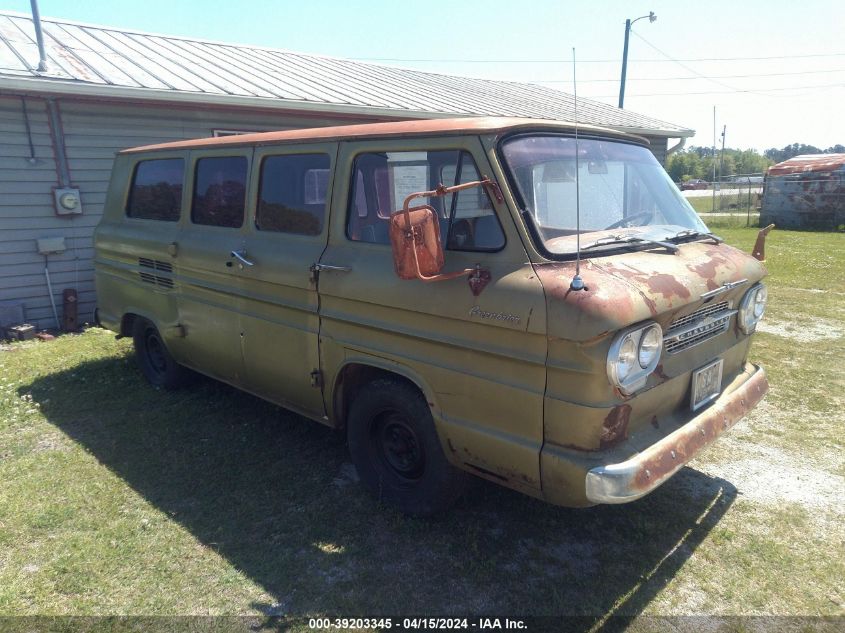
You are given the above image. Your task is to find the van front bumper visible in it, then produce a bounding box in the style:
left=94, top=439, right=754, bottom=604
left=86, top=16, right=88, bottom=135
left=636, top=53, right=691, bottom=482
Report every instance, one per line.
left=539, top=362, right=768, bottom=507
left=584, top=364, right=768, bottom=504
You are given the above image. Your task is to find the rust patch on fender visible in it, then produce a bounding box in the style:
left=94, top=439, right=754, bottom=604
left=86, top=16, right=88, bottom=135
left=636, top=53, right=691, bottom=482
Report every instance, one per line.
left=596, top=262, right=689, bottom=311
left=686, top=244, right=759, bottom=291
left=535, top=260, right=642, bottom=322
left=646, top=273, right=691, bottom=300
left=600, top=404, right=632, bottom=450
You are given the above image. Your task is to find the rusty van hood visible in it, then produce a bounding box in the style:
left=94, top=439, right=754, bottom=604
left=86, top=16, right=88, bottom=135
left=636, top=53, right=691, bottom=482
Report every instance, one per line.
left=535, top=240, right=767, bottom=342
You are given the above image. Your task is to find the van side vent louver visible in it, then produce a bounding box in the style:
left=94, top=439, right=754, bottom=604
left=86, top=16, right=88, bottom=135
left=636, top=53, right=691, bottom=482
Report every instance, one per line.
left=138, top=258, right=174, bottom=289
left=664, top=301, right=736, bottom=354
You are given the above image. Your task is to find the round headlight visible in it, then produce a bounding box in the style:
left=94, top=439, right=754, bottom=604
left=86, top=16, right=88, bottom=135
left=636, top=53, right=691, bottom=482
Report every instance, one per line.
left=753, top=285, right=767, bottom=319
left=739, top=283, right=767, bottom=333
left=638, top=325, right=662, bottom=368
left=617, top=335, right=638, bottom=382
left=608, top=322, right=664, bottom=395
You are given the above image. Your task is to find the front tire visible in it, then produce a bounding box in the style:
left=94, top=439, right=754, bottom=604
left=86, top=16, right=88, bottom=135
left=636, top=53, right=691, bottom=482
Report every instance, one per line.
left=347, top=378, right=468, bottom=516
left=132, top=318, right=189, bottom=390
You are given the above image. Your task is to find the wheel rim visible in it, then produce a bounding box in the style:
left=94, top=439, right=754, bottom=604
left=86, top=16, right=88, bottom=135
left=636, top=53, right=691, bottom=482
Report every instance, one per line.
left=144, top=329, right=168, bottom=374
left=373, top=411, right=425, bottom=481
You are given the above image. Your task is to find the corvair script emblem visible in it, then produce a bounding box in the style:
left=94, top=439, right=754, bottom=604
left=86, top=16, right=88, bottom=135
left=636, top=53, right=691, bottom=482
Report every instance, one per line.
left=469, top=306, right=521, bottom=324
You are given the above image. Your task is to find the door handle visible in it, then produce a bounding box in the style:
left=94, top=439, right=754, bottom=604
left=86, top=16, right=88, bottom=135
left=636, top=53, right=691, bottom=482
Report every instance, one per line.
left=230, top=249, right=254, bottom=267
left=309, top=262, right=351, bottom=283
left=313, top=263, right=351, bottom=273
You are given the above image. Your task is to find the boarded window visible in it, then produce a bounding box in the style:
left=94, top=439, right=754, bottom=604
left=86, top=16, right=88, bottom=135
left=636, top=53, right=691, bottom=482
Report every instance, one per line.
left=347, top=150, right=505, bottom=251
left=191, top=156, right=248, bottom=228
left=126, top=158, right=184, bottom=221
left=257, top=154, right=331, bottom=235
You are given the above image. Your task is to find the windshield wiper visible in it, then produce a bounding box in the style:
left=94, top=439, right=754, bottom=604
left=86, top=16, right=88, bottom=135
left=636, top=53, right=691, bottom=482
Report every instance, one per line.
left=667, top=229, right=723, bottom=244
left=582, top=234, right=679, bottom=253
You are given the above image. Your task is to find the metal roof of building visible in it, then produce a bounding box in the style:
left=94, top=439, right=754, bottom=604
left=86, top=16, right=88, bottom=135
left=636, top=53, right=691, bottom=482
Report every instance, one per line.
left=0, top=11, right=693, bottom=137
left=767, top=154, right=845, bottom=176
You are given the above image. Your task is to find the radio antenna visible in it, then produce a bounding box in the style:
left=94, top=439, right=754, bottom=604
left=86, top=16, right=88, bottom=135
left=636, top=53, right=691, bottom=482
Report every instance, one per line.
left=570, top=47, right=585, bottom=291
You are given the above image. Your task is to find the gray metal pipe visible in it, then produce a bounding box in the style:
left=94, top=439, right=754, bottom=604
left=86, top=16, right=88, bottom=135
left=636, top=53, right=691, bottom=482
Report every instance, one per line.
left=30, top=0, right=49, bottom=72
left=45, top=98, right=71, bottom=187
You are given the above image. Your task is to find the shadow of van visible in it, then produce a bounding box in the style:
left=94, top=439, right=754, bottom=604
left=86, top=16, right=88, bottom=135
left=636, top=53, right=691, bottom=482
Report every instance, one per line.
left=22, top=356, right=736, bottom=628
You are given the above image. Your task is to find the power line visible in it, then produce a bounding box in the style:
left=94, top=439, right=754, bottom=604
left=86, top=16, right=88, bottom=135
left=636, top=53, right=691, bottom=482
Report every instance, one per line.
left=529, top=68, right=845, bottom=84
left=589, top=82, right=845, bottom=98
left=351, top=52, right=845, bottom=64
left=629, top=30, right=745, bottom=93
left=625, top=30, right=845, bottom=101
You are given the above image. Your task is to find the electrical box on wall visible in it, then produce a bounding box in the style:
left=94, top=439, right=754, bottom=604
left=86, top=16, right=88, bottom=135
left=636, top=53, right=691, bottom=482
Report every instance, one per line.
left=53, top=187, right=83, bottom=215
left=37, top=237, right=66, bottom=254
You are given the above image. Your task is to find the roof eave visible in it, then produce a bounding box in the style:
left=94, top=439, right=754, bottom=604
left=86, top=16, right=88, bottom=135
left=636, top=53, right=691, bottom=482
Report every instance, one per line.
left=612, top=125, right=695, bottom=138
left=1, top=75, right=694, bottom=138
left=0, top=75, right=454, bottom=121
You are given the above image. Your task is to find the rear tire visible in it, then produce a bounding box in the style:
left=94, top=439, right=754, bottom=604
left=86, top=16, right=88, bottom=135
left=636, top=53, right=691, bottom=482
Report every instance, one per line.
left=347, top=378, right=468, bottom=516
left=132, top=318, right=189, bottom=390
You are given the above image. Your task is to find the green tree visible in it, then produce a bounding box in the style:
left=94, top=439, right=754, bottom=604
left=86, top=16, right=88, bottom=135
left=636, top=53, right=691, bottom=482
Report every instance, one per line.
left=668, top=146, right=773, bottom=181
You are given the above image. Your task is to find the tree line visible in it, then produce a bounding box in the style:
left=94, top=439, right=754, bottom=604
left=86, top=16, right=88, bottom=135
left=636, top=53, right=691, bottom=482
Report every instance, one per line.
left=666, top=147, right=772, bottom=183
left=763, top=143, right=845, bottom=163
left=666, top=142, right=844, bottom=183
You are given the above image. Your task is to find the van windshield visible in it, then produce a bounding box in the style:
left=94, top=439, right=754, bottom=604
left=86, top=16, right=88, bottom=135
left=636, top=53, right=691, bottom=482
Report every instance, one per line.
left=500, top=134, right=709, bottom=257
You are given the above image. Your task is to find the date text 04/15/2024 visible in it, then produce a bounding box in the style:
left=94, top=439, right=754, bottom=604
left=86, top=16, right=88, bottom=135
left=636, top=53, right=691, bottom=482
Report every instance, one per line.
left=307, top=617, right=527, bottom=630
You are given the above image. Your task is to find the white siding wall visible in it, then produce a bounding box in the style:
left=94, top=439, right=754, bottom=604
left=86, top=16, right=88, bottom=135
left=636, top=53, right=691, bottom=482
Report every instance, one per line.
left=0, top=95, right=375, bottom=329
left=0, top=96, right=71, bottom=328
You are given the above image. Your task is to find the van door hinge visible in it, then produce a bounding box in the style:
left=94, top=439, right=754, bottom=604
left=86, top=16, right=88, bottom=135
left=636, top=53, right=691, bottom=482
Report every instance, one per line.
left=310, top=370, right=323, bottom=388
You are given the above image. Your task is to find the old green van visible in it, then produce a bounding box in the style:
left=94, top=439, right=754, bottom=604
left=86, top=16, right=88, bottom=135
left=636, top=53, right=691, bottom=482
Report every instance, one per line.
left=94, top=118, right=769, bottom=515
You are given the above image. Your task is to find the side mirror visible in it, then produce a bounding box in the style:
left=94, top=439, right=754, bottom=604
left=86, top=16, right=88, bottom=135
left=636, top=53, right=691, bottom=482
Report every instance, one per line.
left=389, top=203, right=445, bottom=280
left=388, top=178, right=501, bottom=282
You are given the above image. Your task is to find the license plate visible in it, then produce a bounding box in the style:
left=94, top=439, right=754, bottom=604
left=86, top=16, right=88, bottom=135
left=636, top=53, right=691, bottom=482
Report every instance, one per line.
left=691, top=359, right=724, bottom=411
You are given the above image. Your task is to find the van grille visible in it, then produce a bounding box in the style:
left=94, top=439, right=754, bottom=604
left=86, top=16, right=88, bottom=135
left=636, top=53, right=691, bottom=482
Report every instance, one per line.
left=138, top=258, right=174, bottom=289
left=664, top=301, right=735, bottom=354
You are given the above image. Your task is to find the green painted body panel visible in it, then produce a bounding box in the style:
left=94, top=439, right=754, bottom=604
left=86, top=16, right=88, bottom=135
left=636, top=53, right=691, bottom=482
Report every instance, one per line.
left=94, top=121, right=768, bottom=507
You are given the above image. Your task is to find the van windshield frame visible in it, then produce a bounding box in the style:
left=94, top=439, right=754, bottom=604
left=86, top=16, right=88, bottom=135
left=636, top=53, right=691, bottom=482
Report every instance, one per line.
left=497, top=132, right=709, bottom=261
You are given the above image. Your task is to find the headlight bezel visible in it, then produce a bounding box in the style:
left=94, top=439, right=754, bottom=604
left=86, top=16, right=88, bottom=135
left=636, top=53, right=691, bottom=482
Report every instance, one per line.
left=738, top=283, right=767, bottom=334
left=607, top=322, right=664, bottom=396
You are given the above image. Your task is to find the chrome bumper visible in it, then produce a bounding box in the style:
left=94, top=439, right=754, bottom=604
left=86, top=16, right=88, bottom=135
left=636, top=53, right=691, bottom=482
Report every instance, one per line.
left=585, top=364, right=768, bottom=504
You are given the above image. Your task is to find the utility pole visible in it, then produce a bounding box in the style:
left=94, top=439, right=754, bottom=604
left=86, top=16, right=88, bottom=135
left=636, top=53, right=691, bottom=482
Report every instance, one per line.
left=711, top=107, right=717, bottom=213
left=618, top=11, right=656, bottom=109
left=719, top=124, right=727, bottom=183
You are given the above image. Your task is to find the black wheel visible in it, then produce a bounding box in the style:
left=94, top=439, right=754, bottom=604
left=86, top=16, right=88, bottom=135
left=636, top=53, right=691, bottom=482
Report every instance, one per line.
left=132, top=318, right=189, bottom=389
left=347, top=378, right=468, bottom=516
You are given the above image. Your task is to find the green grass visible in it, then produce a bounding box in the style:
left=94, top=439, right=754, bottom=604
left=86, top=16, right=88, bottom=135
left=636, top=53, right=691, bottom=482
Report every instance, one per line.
left=686, top=193, right=760, bottom=215
left=1, top=228, right=844, bottom=623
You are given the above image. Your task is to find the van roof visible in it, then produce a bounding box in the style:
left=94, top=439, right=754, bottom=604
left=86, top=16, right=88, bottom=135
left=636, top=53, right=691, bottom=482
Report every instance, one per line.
left=120, top=117, right=645, bottom=154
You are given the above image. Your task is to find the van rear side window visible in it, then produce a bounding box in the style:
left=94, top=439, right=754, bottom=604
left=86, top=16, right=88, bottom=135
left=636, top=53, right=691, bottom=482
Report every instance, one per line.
left=257, top=154, right=330, bottom=235
left=126, top=158, right=184, bottom=221
left=191, top=156, right=248, bottom=228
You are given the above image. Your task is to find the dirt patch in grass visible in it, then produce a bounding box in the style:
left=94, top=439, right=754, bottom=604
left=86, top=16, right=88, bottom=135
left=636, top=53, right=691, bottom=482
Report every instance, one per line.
left=757, top=317, right=845, bottom=343
left=696, top=431, right=844, bottom=515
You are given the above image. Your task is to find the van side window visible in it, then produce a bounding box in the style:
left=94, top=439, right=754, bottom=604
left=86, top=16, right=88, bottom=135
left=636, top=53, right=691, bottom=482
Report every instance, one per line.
left=347, top=150, right=505, bottom=251
left=191, top=156, right=248, bottom=228
left=257, top=154, right=330, bottom=235
left=126, top=158, right=184, bottom=221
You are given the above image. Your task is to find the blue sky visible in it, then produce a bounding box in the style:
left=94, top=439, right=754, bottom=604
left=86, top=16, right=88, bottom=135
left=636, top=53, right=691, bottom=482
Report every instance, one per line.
left=5, top=0, right=844, bottom=152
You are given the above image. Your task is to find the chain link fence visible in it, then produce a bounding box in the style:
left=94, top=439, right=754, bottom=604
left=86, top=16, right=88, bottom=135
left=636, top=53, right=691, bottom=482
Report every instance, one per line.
left=679, top=174, right=763, bottom=226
